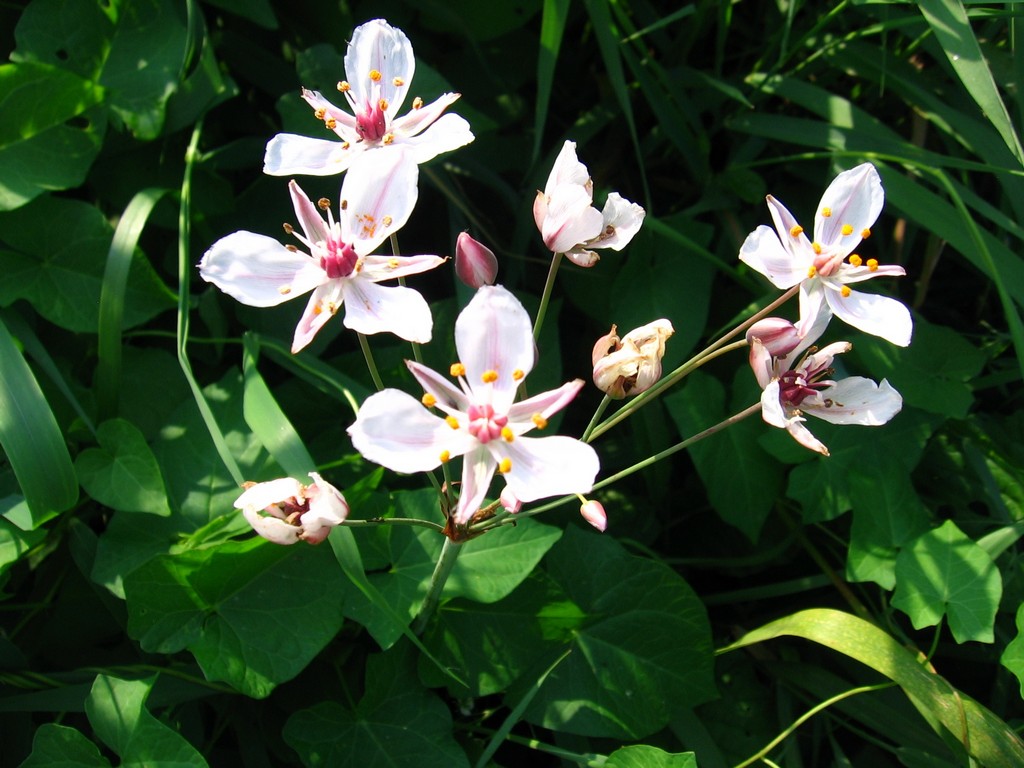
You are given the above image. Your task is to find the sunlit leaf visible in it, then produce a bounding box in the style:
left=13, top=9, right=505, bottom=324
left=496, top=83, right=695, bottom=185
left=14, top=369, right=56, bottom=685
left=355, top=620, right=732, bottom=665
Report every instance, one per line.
left=18, top=723, right=111, bottom=768
left=75, top=419, right=171, bottom=516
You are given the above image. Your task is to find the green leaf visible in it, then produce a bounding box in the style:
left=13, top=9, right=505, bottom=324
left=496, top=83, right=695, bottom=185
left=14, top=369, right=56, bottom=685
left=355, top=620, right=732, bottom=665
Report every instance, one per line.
left=999, top=602, right=1024, bottom=699
left=201, top=0, right=278, bottom=29
left=721, top=609, right=1024, bottom=766
left=523, top=527, right=716, bottom=739
left=665, top=371, right=783, bottom=541
left=0, top=316, right=78, bottom=528
left=0, top=61, right=104, bottom=210
left=605, top=746, right=698, bottom=768
left=0, top=514, right=46, bottom=580
left=18, top=723, right=112, bottom=768
left=533, top=0, right=571, bottom=162
left=892, top=520, right=1002, bottom=644
left=123, top=538, right=347, bottom=698
left=0, top=196, right=174, bottom=332
left=75, top=418, right=171, bottom=516
left=283, top=643, right=470, bottom=768
left=84, top=674, right=208, bottom=767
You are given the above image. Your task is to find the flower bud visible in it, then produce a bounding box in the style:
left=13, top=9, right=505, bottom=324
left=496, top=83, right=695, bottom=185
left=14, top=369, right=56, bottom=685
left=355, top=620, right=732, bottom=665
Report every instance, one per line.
left=592, top=319, right=674, bottom=398
left=234, top=473, right=348, bottom=545
left=579, top=499, right=607, bottom=532
left=500, top=485, right=522, bottom=514
left=745, top=318, right=801, bottom=358
left=455, top=231, right=498, bottom=289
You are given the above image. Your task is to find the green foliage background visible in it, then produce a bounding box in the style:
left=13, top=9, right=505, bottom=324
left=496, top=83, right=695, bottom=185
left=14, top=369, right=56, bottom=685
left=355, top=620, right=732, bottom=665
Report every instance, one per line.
left=1, top=0, right=1023, bottom=766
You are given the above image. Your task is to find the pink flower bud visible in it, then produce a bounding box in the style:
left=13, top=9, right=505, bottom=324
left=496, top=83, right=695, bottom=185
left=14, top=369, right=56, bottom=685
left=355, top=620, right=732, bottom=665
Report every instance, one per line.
left=745, top=318, right=801, bottom=358
left=234, top=473, right=348, bottom=545
left=579, top=499, right=607, bottom=532
left=455, top=231, right=498, bottom=289
left=500, top=485, right=522, bottom=514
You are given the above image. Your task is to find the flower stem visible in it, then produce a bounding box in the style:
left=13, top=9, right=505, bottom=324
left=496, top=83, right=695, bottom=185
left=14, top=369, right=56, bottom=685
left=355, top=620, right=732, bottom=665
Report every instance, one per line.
left=357, top=333, right=385, bottom=391
left=532, top=251, right=563, bottom=340
left=389, top=232, right=424, bottom=365
left=342, top=516, right=445, bottom=534
left=581, top=395, right=612, bottom=442
left=412, top=537, right=464, bottom=634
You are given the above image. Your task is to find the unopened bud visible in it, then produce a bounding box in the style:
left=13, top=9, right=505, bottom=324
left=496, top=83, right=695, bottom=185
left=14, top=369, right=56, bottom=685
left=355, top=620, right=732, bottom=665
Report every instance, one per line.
left=455, top=232, right=498, bottom=289
left=592, top=319, right=674, bottom=398
left=579, top=499, right=607, bottom=532
left=500, top=486, right=522, bottom=514
left=234, top=472, right=348, bottom=546
left=745, top=318, right=801, bottom=358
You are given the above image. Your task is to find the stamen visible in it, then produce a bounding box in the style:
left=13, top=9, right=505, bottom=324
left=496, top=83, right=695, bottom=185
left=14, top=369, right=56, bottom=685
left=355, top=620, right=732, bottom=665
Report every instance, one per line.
left=378, top=98, right=389, bottom=111
left=867, top=258, right=879, bottom=272
left=822, top=207, right=832, bottom=217
left=314, top=108, right=326, bottom=120
left=382, top=215, right=393, bottom=226
left=501, top=426, right=514, bottom=442
left=841, top=224, right=854, bottom=236
left=325, top=118, right=337, bottom=130
left=498, top=457, right=512, bottom=474
left=807, top=265, right=817, bottom=278
left=840, top=285, right=851, bottom=298
left=412, top=96, right=423, bottom=109
left=317, top=198, right=331, bottom=210
left=421, top=393, right=437, bottom=407
left=445, top=415, right=460, bottom=430
left=531, top=414, right=548, bottom=429
left=451, top=362, right=466, bottom=377
left=439, top=449, right=450, bottom=463
left=340, top=199, right=348, bottom=210
left=393, top=77, right=405, bottom=86
left=283, top=223, right=294, bottom=234
left=278, top=286, right=292, bottom=295
left=861, top=228, right=871, bottom=239
left=341, top=141, right=351, bottom=150
left=369, top=69, right=382, bottom=82
left=789, top=225, right=803, bottom=237
left=848, top=254, right=862, bottom=267
left=812, top=242, right=822, bottom=255
left=285, top=245, right=298, bottom=252
left=382, top=133, right=395, bottom=145
left=337, top=81, right=350, bottom=92
left=481, top=370, right=498, bottom=383
left=388, top=258, right=399, bottom=268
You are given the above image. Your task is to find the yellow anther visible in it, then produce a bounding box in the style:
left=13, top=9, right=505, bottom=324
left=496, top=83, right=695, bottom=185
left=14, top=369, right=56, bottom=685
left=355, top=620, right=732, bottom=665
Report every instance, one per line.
left=789, top=225, right=803, bottom=237
left=861, top=227, right=872, bottom=239
left=822, top=207, right=832, bottom=217
left=382, top=133, right=395, bottom=145
left=848, top=254, right=862, bottom=267
left=445, top=415, right=460, bottom=430
left=325, top=118, right=337, bottom=130
left=807, top=265, right=817, bottom=278
left=841, top=285, right=852, bottom=298
left=812, top=242, right=822, bottom=255
left=393, top=77, right=405, bottom=87
left=421, top=393, right=437, bottom=408
left=313, top=305, right=323, bottom=316
left=531, top=414, right=548, bottom=429
left=498, top=457, right=512, bottom=474
left=340, top=199, right=348, bottom=210
left=412, top=96, right=423, bottom=109
left=278, top=285, right=292, bottom=295
left=285, top=244, right=299, bottom=253
left=378, top=98, right=389, bottom=111
left=841, top=224, right=854, bottom=236
left=369, top=69, right=382, bottom=82
left=283, top=222, right=295, bottom=234
left=318, top=198, right=331, bottom=210
left=382, top=215, right=393, bottom=226
left=867, top=258, right=879, bottom=272
left=439, top=450, right=450, bottom=463
left=501, top=426, right=514, bottom=442
left=450, top=363, right=466, bottom=377
left=314, top=108, right=326, bottom=120
left=388, top=258, right=399, bottom=268
left=481, top=370, right=498, bottom=383
left=512, top=369, right=525, bottom=381
left=337, top=81, right=351, bottom=92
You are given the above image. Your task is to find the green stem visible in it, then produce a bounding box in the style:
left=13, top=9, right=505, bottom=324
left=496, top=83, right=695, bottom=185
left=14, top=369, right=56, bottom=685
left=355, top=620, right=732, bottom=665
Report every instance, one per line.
left=341, top=516, right=445, bottom=534
left=358, top=333, right=385, bottom=391
left=390, top=232, right=424, bottom=365
left=532, top=251, right=563, bottom=340
left=412, top=537, right=464, bottom=634
left=581, top=395, right=612, bottom=442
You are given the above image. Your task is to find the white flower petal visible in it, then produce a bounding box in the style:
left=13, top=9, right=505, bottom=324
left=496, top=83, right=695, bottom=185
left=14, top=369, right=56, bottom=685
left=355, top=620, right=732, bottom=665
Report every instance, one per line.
left=292, top=282, right=344, bottom=353
left=244, top=509, right=302, bottom=545
left=400, top=113, right=476, bottom=164
left=760, top=381, right=788, bottom=428
left=359, top=254, right=446, bottom=282
left=806, top=377, right=902, bottom=426
left=739, top=225, right=808, bottom=289
left=825, top=286, right=913, bottom=346
left=832, top=263, right=906, bottom=284
left=200, top=231, right=324, bottom=307
left=497, top=435, right=599, bottom=503
left=766, top=195, right=811, bottom=260
left=544, top=140, right=592, bottom=195
left=748, top=340, right=776, bottom=391
left=541, top=184, right=604, bottom=254
left=785, top=419, right=830, bottom=456
left=593, top=192, right=645, bottom=251
left=391, top=92, right=463, bottom=138
left=288, top=180, right=331, bottom=245
left=795, top=282, right=832, bottom=354
left=508, top=380, right=584, bottom=427
left=341, top=278, right=433, bottom=342
left=452, top=445, right=498, bottom=525
left=341, top=148, right=419, bottom=254
left=345, top=19, right=415, bottom=114
left=407, top=360, right=471, bottom=413
left=263, top=133, right=358, bottom=176
left=564, top=248, right=600, bottom=267
left=814, top=163, right=883, bottom=251
left=234, top=478, right=303, bottom=512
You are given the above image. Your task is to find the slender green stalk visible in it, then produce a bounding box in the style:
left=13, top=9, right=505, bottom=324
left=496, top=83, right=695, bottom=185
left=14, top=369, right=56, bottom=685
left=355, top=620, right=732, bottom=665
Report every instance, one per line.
left=341, top=516, right=445, bottom=534
left=580, top=394, right=612, bottom=442
left=357, top=333, right=386, bottom=391
left=389, top=231, right=424, bottom=365
left=532, top=251, right=563, bottom=340
left=412, top=537, right=464, bottom=634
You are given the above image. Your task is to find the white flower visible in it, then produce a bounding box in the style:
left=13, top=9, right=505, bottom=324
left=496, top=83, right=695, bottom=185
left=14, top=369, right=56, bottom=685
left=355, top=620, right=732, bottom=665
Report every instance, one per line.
left=263, top=19, right=474, bottom=178
left=592, top=319, right=674, bottom=398
left=533, top=141, right=645, bottom=266
left=235, top=472, right=349, bottom=545
left=739, top=163, right=913, bottom=347
left=348, top=285, right=600, bottom=526
left=199, top=150, right=444, bottom=352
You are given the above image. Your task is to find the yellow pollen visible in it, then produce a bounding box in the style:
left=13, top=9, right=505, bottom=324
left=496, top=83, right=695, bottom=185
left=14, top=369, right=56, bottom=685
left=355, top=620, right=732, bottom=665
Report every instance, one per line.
left=439, top=450, right=450, bottom=463
left=325, top=118, right=337, bottom=130
left=512, top=369, right=525, bottom=381
left=285, top=244, right=298, bottom=252
left=382, top=133, right=395, bottom=145
left=812, top=242, right=822, bottom=255
left=412, top=96, right=423, bottom=109
left=283, top=222, right=294, bottom=234
left=388, top=258, right=399, bottom=268
left=861, top=228, right=872, bottom=239
left=867, top=258, right=879, bottom=271
left=369, top=69, right=382, bottom=82
left=337, top=81, right=350, bottom=92
left=317, top=198, right=331, bottom=210
left=278, top=285, right=292, bottom=295
left=481, top=370, right=498, bottom=383
left=445, top=415, right=460, bottom=430
left=807, top=265, right=817, bottom=278
left=378, top=98, right=389, bottom=111
left=393, top=77, right=404, bottom=87
left=789, top=225, right=803, bottom=237
left=341, top=141, right=350, bottom=150
left=841, top=224, right=854, bottom=236
left=841, top=285, right=852, bottom=298
left=498, top=457, right=512, bottom=474
left=848, top=254, right=863, bottom=267
left=326, top=301, right=338, bottom=315
left=531, top=413, right=548, bottom=429
left=340, top=199, right=348, bottom=210
left=421, top=393, right=437, bottom=408
left=822, top=207, right=832, bottom=217
left=450, top=362, right=466, bottom=377
left=382, top=215, right=393, bottom=226
left=501, top=426, right=514, bottom=442
left=313, top=305, right=323, bottom=316
left=314, top=108, right=326, bottom=120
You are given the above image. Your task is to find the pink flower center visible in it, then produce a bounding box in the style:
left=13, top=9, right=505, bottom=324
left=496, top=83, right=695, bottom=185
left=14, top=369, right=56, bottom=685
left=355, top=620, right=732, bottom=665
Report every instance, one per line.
left=812, top=249, right=844, bottom=277
left=778, top=359, right=833, bottom=407
left=321, top=239, right=359, bottom=278
left=466, top=403, right=508, bottom=443
left=355, top=100, right=388, bottom=142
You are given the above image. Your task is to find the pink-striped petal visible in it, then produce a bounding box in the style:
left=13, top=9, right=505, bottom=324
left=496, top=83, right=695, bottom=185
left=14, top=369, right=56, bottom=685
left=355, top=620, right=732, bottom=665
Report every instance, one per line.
left=340, top=278, right=433, bottom=342
left=495, top=435, right=599, bottom=504
left=359, top=254, right=447, bottom=282
left=824, top=286, right=913, bottom=346
left=292, top=282, right=344, bottom=353
left=345, top=19, right=415, bottom=115
left=805, top=377, right=902, bottom=426
left=739, top=225, right=808, bottom=289
left=341, top=148, right=419, bottom=254
left=814, top=163, right=883, bottom=252
left=200, top=231, right=324, bottom=307
left=263, top=133, right=359, bottom=176
left=452, top=445, right=498, bottom=525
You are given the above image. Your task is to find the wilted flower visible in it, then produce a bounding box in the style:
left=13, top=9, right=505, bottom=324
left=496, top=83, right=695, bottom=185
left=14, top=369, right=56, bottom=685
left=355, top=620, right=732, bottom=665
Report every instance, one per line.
left=264, top=19, right=474, bottom=178
left=200, top=151, right=445, bottom=352
left=533, top=140, right=645, bottom=266
left=739, top=162, right=912, bottom=347
left=455, top=231, right=498, bottom=288
left=592, top=319, right=674, bottom=398
left=749, top=309, right=902, bottom=456
left=579, top=498, right=607, bottom=532
left=235, top=472, right=349, bottom=545
left=348, top=285, right=600, bottom=527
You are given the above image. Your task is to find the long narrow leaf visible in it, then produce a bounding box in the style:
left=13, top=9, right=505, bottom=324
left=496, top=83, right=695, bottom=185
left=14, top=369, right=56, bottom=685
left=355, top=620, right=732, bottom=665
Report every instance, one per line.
left=533, top=0, right=571, bottom=164
left=0, top=316, right=78, bottom=529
